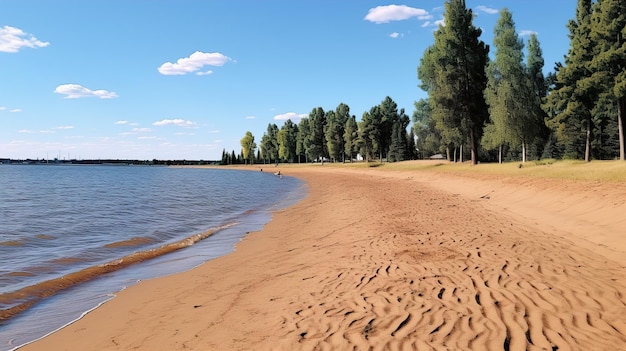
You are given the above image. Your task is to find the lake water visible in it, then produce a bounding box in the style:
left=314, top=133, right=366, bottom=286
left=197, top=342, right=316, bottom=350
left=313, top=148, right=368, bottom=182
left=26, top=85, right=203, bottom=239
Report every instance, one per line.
left=0, top=165, right=305, bottom=350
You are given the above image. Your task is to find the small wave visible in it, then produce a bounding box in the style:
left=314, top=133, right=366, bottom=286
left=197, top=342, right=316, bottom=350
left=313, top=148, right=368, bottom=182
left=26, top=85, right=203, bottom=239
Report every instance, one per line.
left=6, top=272, right=35, bottom=277
left=0, top=241, right=22, bottom=247
left=49, top=257, right=85, bottom=265
left=0, top=222, right=236, bottom=323
left=35, top=234, right=55, bottom=240
left=104, top=236, right=155, bottom=248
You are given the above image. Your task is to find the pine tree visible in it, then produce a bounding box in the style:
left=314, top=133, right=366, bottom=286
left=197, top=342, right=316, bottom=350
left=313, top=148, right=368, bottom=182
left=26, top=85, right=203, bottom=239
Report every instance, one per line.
left=420, top=0, right=490, bottom=164
left=343, top=115, right=358, bottom=162
left=590, top=0, right=626, bottom=160
left=483, top=8, right=545, bottom=163
left=546, top=0, right=597, bottom=161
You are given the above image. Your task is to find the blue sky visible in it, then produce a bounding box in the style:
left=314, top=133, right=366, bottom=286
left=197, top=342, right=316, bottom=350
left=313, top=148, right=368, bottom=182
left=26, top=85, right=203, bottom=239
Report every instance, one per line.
left=1, top=1, right=574, bottom=161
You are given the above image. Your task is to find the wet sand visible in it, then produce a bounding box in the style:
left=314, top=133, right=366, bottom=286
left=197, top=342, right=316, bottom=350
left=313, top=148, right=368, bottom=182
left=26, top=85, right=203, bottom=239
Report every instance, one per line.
left=20, top=164, right=626, bottom=350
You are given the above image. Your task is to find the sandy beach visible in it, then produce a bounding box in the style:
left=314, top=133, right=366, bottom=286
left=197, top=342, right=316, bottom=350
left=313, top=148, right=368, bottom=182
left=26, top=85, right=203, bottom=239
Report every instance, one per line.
left=20, top=163, right=626, bottom=350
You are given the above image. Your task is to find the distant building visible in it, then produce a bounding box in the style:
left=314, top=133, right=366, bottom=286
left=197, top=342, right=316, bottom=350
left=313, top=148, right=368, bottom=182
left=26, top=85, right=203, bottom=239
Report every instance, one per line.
left=429, top=153, right=446, bottom=160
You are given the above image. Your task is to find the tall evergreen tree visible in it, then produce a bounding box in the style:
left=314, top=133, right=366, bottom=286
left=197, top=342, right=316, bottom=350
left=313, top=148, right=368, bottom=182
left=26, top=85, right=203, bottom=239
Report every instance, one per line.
left=357, top=110, right=377, bottom=162
left=420, top=0, right=490, bottom=164
left=308, top=107, right=327, bottom=162
left=546, top=0, right=597, bottom=161
left=278, top=119, right=298, bottom=163
left=296, top=117, right=311, bottom=163
left=590, top=0, right=626, bottom=160
left=484, top=8, right=543, bottom=163
left=334, top=103, right=351, bottom=162
left=412, top=99, right=443, bottom=159
left=260, top=123, right=279, bottom=164
left=344, top=115, right=358, bottom=162
left=324, top=110, right=344, bottom=162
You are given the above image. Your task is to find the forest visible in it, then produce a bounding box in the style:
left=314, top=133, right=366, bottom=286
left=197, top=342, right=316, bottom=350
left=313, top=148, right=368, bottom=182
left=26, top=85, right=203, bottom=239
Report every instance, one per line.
left=227, top=0, right=625, bottom=165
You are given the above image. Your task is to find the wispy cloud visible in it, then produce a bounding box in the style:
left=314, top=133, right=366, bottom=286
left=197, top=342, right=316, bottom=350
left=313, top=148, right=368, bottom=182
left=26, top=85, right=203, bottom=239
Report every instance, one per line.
left=476, top=5, right=498, bottom=15
left=115, top=120, right=129, bottom=125
left=153, top=118, right=197, bottom=127
left=245, top=115, right=256, bottom=120
left=10, top=108, right=22, bottom=113
left=158, top=51, right=232, bottom=76
left=19, top=129, right=55, bottom=134
left=519, top=30, right=538, bottom=37
left=55, top=126, right=74, bottom=130
left=0, top=25, right=49, bottom=53
left=389, top=32, right=402, bottom=39
left=365, top=5, right=431, bottom=24
left=132, top=127, right=151, bottom=133
left=54, top=84, right=118, bottom=99
left=274, top=112, right=307, bottom=121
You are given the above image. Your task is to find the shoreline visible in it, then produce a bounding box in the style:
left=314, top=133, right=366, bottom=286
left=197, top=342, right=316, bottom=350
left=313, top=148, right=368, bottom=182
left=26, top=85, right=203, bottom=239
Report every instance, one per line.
left=20, top=164, right=626, bottom=350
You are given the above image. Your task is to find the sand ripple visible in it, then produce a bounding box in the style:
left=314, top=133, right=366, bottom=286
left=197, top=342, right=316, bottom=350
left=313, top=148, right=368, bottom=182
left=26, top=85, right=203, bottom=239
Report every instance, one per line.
left=268, top=170, right=626, bottom=350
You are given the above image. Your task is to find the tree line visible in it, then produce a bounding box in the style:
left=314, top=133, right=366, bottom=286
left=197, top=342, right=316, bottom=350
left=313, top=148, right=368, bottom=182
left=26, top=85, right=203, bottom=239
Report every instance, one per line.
left=231, top=0, right=624, bottom=165
left=229, top=98, right=418, bottom=165
left=415, top=0, right=625, bottom=163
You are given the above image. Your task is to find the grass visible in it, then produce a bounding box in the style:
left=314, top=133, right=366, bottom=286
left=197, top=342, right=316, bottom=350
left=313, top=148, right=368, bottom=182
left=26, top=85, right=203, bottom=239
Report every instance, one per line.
left=275, top=159, right=626, bottom=182
left=381, top=159, right=626, bottom=182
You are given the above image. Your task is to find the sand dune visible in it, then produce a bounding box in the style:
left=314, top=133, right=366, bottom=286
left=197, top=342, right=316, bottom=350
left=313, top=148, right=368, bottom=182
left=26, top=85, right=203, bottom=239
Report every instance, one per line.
left=20, top=165, right=626, bottom=351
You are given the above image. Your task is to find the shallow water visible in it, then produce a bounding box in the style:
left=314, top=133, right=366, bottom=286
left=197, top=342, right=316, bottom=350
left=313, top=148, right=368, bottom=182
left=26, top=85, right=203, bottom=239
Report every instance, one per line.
left=0, top=165, right=304, bottom=350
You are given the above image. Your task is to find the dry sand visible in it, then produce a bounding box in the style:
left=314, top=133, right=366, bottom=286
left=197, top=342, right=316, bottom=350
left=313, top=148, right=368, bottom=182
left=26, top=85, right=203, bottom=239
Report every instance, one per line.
left=20, top=164, right=626, bottom=350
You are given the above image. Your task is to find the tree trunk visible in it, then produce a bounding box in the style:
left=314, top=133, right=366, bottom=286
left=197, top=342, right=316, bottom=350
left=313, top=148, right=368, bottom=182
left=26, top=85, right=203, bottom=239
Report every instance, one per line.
left=460, top=144, right=463, bottom=163
left=470, top=133, right=478, bottom=165
left=446, top=146, right=451, bottom=162
left=498, top=144, right=502, bottom=164
left=585, top=116, right=592, bottom=163
left=619, top=96, right=625, bottom=161
left=522, top=141, right=526, bottom=163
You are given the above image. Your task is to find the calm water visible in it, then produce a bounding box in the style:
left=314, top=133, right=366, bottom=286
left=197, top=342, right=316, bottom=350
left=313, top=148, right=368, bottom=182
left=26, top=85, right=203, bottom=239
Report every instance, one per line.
left=0, top=165, right=305, bottom=350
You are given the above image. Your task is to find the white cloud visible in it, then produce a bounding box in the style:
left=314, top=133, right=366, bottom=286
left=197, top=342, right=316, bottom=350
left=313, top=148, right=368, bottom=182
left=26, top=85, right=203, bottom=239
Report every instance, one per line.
left=245, top=115, right=256, bottom=119
left=0, top=25, right=49, bottom=53
left=519, top=30, right=538, bottom=37
left=158, top=51, right=232, bottom=76
left=152, top=118, right=196, bottom=127
left=54, top=84, right=118, bottom=99
left=115, top=120, right=129, bottom=125
left=196, top=70, right=213, bottom=76
left=365, top=5, right=431, bottom=24
left=274, top=112, right=307, bottom=121
left=55, top=126, right=74, bottom=130
left=435, top=19, right=445, bottom=27
left=132, top=127, right=151, bottom=133
left=0, top=106, right=6, bottom=111
left=18, top=129, right=54, bottom=134
left=10, top=108, right=22, bottom=113
left=138, top=136, right=159, bottom=140
left=389, top=32, right=402, bottom=39
left=476, top=5, right=498, bottom=15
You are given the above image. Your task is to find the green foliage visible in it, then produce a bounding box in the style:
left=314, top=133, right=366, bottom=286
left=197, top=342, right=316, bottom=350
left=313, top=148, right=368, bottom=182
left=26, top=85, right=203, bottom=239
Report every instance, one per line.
left=260, top=123, right=279, bottom=164
left=483, top=8, right=547, bottom=163
left=344, top=115, right=358, bottom=162
left=308, top=107, right=327, bottom=161
left=278, top=119, right=298, bottom=163
left=419, top=0, right=490, bottom=164
left=240, top=131, right=256, bottom=164
left=412, top=99, right=443, bottom=159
